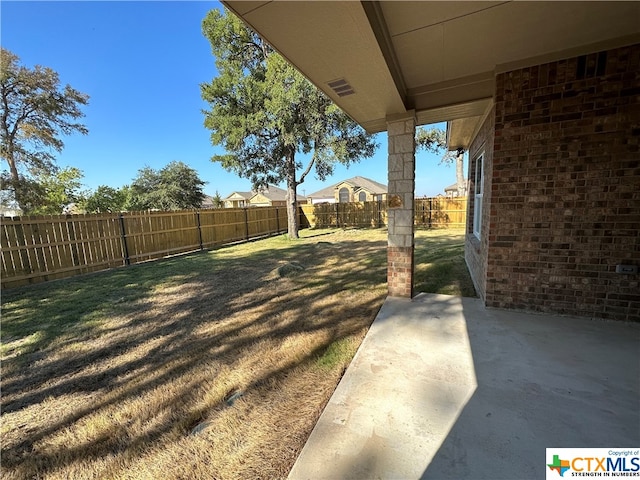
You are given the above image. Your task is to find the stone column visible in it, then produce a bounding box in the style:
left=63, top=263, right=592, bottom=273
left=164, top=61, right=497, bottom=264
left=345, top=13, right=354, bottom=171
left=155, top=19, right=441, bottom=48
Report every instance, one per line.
left=386, top=111, right=416, bottom=298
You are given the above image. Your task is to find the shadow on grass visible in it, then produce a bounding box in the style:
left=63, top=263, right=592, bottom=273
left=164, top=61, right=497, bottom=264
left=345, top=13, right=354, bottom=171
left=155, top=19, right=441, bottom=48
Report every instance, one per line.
left=414, top=230, right=477, bottom=298
left=1, top=228, right=473, bottom=478
left=0, top=229, right=389, bottom=478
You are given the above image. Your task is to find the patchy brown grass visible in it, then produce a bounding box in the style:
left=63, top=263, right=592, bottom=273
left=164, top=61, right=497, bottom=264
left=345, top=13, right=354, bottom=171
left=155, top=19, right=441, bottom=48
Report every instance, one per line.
left=1, top=228, right=473, bottom=479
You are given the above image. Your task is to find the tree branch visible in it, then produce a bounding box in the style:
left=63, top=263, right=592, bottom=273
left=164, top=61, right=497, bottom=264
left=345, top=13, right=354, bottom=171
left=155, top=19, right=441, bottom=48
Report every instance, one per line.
left=298, top=155, right=316, bottom=185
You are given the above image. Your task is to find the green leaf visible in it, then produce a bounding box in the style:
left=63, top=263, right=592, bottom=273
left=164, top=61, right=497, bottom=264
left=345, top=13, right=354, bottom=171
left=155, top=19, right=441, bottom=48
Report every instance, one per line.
left=201, top=8, right=378, bottom=237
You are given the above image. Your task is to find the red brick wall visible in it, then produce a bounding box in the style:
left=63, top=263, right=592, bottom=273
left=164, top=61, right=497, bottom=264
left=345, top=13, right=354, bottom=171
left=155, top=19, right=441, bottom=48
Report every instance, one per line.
left=465, top=107, right=495, bottom=301
left=388, top=246, right=414, bottom=298
left=486, top=44, right=640, bottom=321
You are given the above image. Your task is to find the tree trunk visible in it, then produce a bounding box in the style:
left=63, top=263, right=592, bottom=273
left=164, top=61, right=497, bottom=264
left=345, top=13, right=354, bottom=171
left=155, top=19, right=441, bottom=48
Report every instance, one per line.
left=285, top=148, right=299, bottom=239
left=455, top=149, right=465, bottom=197
left=6, top=149, right=25, bottom=211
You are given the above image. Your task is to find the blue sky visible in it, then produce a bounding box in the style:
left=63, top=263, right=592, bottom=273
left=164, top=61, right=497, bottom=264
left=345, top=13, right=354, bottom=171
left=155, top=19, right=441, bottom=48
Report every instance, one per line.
left=2, top=1, right=465, bottom=198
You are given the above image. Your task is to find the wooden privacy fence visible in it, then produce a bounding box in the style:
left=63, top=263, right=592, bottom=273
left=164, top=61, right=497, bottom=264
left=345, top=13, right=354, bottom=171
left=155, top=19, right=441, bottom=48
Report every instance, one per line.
left=414, top=197, right=467, bottom=228
left=300, top=197, right=467, bottom=229
left=300, top=201, right=387, bottom=229
left=1, top=207, right=287, bottom=288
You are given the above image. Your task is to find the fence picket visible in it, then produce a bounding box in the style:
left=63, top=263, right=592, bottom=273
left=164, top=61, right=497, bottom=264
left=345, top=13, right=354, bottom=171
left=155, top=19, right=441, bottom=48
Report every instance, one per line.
left=1, top=198, right=466, bottom=288
left=300, top=197, right=466, bottom=230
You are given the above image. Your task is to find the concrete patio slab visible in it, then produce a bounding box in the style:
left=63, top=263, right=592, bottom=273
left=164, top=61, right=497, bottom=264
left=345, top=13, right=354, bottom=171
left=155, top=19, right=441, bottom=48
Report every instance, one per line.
left=288, top=293, right=640, bottom=480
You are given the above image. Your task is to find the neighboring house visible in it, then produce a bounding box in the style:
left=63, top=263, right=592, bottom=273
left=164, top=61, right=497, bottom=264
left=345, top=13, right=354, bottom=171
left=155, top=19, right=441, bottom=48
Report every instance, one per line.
left=225, top=2, right=640, bottom=321
left=443, top=182, right=467, bottom=198
left=201, top=196, right=215, bottom=209
left=201, top=195, right=223, bottom=209
left=308, top=176, right=387, bottom=204
left=1, top=203, right=23, bottom=217
left=223, top=191, right=253, bottom=209
left=248, top=185, right=306, bottom=207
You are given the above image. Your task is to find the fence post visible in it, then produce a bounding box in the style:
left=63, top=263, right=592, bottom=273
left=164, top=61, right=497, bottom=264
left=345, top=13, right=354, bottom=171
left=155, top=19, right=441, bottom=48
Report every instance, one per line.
left=195, top=211, right=203, bottom=250
left=244, top=208, right=249, bottom=240
left=335, top=202, right=339, bottom=228
left=119, top=213, right=130, bottom=266
left=428, top=197, right=433, bottom=228
left=276, top=207, right=280, bottom=233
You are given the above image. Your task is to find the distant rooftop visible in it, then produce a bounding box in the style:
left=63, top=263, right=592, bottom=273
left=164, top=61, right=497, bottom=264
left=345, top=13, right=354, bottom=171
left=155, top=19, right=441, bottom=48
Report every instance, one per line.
left=309, top=176, right=387, bottom=198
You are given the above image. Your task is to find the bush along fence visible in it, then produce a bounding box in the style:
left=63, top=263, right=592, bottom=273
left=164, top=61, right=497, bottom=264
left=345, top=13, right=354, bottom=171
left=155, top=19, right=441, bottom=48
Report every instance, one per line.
left=300, top=197, right=467, bottom=230
left=1, top=207, right=288, bottom=288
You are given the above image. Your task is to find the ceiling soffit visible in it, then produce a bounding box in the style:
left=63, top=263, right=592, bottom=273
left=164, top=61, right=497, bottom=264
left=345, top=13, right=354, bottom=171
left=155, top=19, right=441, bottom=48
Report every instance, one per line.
left=224, top=1, right=640, bottom=133
left=225, top=1, right=406, bottom=132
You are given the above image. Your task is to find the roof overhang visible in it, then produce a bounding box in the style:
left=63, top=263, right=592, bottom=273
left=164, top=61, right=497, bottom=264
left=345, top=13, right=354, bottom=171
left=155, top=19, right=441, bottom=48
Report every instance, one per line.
left=223, top=1, right=640, bottom=139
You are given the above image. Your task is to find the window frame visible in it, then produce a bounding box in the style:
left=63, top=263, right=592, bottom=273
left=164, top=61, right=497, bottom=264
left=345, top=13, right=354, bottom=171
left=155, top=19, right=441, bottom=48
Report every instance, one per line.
left=473, top=152, right=484, bottom=239
left=338, top=187, right=349, bottom=203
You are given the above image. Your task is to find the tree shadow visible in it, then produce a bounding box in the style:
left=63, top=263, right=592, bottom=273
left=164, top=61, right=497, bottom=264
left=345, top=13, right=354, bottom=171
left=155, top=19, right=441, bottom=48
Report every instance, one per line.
left=414, top=231, right=477, bottom=297
left=1, top=230, right=389, bottom=478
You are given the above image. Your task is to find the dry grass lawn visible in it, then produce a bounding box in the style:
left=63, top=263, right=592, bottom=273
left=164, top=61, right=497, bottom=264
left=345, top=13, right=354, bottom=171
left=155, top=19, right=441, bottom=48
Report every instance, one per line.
left=1, top=228, right=474, bottom=479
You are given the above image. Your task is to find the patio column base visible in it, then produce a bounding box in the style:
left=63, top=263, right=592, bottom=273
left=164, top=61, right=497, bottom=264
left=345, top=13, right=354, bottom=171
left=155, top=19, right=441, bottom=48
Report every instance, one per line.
left=388, top=246, right=414, bottom=298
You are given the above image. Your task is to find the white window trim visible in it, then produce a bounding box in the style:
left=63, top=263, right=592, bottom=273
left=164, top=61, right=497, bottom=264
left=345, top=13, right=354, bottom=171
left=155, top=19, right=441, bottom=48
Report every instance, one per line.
left=473, top=152, right=484, bottom=239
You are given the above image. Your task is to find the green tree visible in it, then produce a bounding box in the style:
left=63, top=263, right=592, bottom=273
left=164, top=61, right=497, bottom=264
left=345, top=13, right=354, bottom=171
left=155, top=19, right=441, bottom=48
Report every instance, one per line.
left=212, top=190, right=224, bottom=208
left=0, top=48, right=89, bottom=211
left=25, top=166, right=86, bottom=215
left=416, top=127, right=465, bottom=196
left=201, top=9, right=378, bottom=238
left=128, top=161, right=206, bottom=211
left=83, top=185, right=129, bottom=213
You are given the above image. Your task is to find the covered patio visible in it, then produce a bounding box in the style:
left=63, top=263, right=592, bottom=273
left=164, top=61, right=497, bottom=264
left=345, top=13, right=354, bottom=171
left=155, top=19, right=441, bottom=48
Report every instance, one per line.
left=288, top=293, right=640, bottom=479
left=224, top=1, right=640, bottom=320
left=219, top=2, right=640, bottom=476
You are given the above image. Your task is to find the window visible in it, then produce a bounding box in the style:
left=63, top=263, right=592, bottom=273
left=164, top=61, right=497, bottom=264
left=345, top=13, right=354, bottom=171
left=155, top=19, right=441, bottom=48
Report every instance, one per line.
left=358, top=191, right=367, bottom=202
left=473, top=152, right=484, bottom=239
left=339, top=187, right=349, bottom=203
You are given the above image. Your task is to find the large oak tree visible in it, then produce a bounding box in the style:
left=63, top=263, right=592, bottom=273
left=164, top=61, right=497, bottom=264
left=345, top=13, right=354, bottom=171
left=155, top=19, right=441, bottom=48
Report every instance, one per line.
left=0, top=48, right=89, bottom=212
left=200, top=9, right=378, bottom=238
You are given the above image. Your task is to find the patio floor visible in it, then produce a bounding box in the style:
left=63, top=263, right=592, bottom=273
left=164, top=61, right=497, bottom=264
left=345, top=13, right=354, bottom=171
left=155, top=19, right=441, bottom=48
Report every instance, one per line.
left=288, top=293, right=640, bottom=479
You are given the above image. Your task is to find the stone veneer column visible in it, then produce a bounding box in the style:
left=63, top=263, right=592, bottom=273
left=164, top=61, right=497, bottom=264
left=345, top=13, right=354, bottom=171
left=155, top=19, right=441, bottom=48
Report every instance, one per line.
left=386, top=112, right=416, bottom=298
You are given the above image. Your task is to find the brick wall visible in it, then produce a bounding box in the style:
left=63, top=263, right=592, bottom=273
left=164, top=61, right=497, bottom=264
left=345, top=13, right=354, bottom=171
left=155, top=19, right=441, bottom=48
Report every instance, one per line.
left=465, top=106, right=495, bottom=301
left=486, top=44, right=640, bottom=321
left=388, top=246, right=414, bottom=298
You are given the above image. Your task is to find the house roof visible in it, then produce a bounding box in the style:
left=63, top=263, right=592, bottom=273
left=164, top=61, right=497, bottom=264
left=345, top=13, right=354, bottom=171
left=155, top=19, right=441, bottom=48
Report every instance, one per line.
left=309, top=176, right=388, bottom=198
left=223, top=191, right=254, bottom=201
left=444, top=182, right=469, bottom=193
left=224, top=1, right=639, bottom=135
left=250, top=185, right=306, bottom=202
left=201, top=195, right=215, bottom=207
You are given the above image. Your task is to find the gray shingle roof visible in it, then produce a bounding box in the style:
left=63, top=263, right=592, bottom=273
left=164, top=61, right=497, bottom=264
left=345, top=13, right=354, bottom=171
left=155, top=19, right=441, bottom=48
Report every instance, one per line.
left=223, top=191, right=254, bottom=201
left=225, top=186, right=307, bottom=202
left=309, top=176, right=387, bottom=198
left=251, top=185, right=306, bottom=202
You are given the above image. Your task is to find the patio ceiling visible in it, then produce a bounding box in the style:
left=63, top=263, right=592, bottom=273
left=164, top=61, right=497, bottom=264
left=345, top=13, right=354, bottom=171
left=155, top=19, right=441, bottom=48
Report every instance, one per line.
left=223, top=1, right=639, bottom=144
